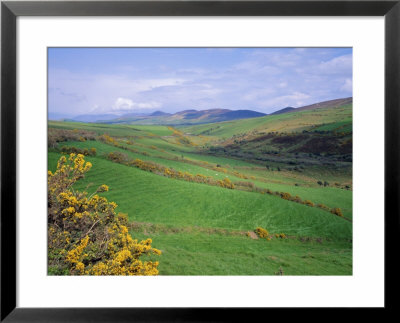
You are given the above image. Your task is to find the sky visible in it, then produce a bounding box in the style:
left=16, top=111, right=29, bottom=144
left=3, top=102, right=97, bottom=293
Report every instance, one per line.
left=48, top=47, right=352, bottom=118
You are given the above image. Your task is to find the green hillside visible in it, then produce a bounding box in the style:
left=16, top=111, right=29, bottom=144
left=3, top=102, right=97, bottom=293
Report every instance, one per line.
left=181, top=104, right=352, bottom=139
left=48, top=152, right=352, bottom=275
left=49, top=152, right=351, bottom=238
left=53, top=139, right=352, bottom=218
left=48, top=100, right=352, bottom=275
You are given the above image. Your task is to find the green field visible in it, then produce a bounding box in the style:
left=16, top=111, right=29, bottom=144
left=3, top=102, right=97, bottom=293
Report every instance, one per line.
left=48, top=104, right=352, bottom=275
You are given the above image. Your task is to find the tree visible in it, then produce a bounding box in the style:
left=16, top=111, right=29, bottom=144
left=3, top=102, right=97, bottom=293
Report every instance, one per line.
left=48, top=153, right=161, bottom=275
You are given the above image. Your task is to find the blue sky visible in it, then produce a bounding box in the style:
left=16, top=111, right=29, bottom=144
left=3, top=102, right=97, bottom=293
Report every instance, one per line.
left=48, top=47, right=352, bottom=117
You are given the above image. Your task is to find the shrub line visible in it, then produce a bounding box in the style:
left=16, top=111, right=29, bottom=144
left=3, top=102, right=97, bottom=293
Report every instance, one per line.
left=103, top=149, right=349, bottom=221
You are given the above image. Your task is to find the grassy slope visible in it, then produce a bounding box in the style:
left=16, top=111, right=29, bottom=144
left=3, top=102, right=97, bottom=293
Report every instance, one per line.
left=48, top=121, right=173, bottom=137
left=59, top=140, right=352, bottom=218
left=49, top=152, right=352, bottom=275
left=49, top=152, right=351, bottom=239
left=135, top=232, right=352, bottom=275
left=58, top=140, right=250, bottom=181
left=181, top=105, right=352, bottom=139
left=247, top=180, right=352, bottom=219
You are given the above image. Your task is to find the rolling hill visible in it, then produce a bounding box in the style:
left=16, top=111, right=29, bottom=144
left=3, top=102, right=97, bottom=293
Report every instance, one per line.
left=181, top=98, right=352, bottom=138
left=295, top=97, right=352, bottom=113
left=101, top=108, right=266, bottom=125
left=270, top=107, right=296, bottom=115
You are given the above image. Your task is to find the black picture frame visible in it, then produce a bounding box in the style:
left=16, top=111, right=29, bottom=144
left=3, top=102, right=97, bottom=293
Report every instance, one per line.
left=1, top=0, right=399, bottom=321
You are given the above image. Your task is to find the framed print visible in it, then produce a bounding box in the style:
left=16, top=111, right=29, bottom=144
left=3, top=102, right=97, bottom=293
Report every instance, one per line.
left=1, top=0, right=399, bottom=321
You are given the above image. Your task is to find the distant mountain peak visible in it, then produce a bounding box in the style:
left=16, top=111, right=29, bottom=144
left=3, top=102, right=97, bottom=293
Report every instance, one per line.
left=176, top=109, right=198, bottom=114
left=150, top=111, right=171, bottom=116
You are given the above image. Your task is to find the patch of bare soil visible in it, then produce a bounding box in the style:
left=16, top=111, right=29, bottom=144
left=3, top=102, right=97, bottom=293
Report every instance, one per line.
left=247, top=231, right=259, bottom=240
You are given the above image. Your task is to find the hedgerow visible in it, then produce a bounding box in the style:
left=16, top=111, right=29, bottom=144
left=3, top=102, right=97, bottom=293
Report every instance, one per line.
left=48, top=128, right=97, bottom=148
left=303, top=200, right=315, bottom=207
left=60, top=146, right=97, bottom=156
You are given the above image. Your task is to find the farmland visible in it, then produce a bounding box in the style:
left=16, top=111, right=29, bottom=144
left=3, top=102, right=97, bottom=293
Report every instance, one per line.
left=48, top=102, right=352, bottom=275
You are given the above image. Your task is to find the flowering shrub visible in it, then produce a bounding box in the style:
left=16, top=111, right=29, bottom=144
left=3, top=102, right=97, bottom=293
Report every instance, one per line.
left=217, top=178, right=235, bottom=189
left=317, top=203, right=329, bottom=210
left=167, top=126, right=197, bottom=146
left=304, top=200, right=315, bottom=207
left=48, top=153, right=161, bottom=275
left=98, top=134, right=120, bottom=146
left=280, top=192, right=292, bottom=200
left=233, top=171, right=248, bottom=179
left=293, top=195, right=303, bottom=203
left=330, top=207, right=344, bottom=217
left=255, top=227, right=269, bottom=239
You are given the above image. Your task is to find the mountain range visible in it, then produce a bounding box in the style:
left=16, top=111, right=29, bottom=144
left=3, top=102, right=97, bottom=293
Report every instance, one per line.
left=54, top=97, right=352, bottom=125
left=67, top=109, right=266, bottom=125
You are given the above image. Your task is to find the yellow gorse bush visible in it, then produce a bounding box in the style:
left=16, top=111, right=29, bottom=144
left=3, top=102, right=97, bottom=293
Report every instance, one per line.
left=303, top=200, right=315, bottom=207
left=48, top=153, right=161, bottom=275
left=330, top=207, right=344, bottom=217
left=255, top=227, right=269, bottom=239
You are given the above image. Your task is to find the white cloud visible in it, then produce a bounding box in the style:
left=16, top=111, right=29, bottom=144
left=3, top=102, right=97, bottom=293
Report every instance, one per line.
left=318, top=54, right=352, bottom=74
left=112, top=97, right=161, bottom=111
left=112, top=97, right=134, bottom=110
left=340, top=79, right=352, bottom=92
left=134, top=78, right=185, bottom=91
left=260, top=92, right=311, bottom=109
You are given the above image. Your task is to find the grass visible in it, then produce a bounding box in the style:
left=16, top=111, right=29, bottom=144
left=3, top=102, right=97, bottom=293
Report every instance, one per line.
left=313, top=119, right=352, bottom=133
left=58, top=140, right=352, bottom=215
left=244, top=179, right=352, bottom=219
left=48, top=121, right=172, bottom=137
left=57, top=140, right=249, bottom=181
left=49, top=152, right=352, bottom=240
left=131, top=231, right=352, bottom=275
